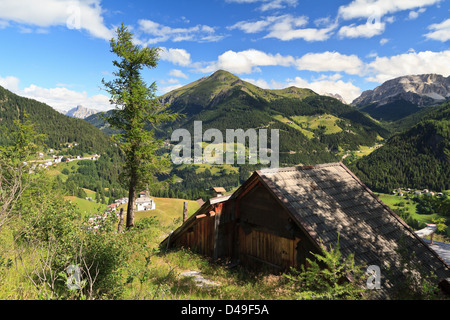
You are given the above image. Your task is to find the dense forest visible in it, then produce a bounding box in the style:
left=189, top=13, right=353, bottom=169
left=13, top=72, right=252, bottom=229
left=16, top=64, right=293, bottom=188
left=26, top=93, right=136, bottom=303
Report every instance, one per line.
left=0, top=85, right=116, bottom=155
left=348, top=102, right=450, bottom=193
left=59, top=151, right=128, bottom=203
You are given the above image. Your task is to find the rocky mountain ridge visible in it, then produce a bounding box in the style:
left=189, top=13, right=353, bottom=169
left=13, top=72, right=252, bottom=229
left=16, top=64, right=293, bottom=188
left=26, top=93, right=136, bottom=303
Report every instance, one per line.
left=352, top=74, right=450, bottom=108
left=65, top=105, right=100, bottom=119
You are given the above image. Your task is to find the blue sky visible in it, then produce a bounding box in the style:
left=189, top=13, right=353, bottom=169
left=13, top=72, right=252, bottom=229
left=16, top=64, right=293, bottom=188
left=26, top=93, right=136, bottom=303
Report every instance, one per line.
left=0, top=0, right=449, bottom=112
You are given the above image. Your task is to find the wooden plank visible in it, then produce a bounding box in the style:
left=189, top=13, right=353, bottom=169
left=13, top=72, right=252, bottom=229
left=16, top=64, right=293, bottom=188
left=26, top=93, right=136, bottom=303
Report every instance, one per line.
left=183, top=201, right=188, bottom=222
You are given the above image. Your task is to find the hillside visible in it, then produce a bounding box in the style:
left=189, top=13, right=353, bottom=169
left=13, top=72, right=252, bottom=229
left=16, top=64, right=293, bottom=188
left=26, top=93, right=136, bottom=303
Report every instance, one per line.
left=155, top=70, right=389, bottom=166
left=0, top=85, right=116, bottom=156
left=348, top=102, right=450, bottom=192
left=84, top=110, right=120, bottom=136
left=0, top=85, right=128, bottom=201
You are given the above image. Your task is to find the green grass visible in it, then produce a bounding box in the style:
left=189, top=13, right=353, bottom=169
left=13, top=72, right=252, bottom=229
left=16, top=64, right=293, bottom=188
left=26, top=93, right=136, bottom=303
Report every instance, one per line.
left=353, top=145, right=381, bottom=158
left=176, top=163, right=239, bottom=176
left=116, top=197, right=202, bottom=227
left=376, top=193, right=447, bottom=232
left=63, top=196, right=107, bottom=217
left=83, top=188, right=97, bottom=198
left=272, top=115, right=315, bottom=139
left=273, top=114, right=345, bottom=140
left=291, top=114, right=343, bottom=135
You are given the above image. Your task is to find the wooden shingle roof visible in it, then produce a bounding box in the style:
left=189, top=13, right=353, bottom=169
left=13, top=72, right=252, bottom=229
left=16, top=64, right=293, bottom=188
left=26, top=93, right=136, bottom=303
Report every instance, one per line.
left=255, top=162, right=450, bottom=297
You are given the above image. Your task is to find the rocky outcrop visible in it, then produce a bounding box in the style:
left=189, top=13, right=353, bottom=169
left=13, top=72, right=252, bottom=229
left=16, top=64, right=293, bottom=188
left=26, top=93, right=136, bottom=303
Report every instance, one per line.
left=352, top=74, right=450, bottom=107
left=65, top=105, right=100, bottom=119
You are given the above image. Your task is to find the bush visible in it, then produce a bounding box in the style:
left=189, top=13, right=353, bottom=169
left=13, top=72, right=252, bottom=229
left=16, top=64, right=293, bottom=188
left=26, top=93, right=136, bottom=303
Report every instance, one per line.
left=14, top=195, right=130, bottom=300
left=283, top=237, right=368, bottom=300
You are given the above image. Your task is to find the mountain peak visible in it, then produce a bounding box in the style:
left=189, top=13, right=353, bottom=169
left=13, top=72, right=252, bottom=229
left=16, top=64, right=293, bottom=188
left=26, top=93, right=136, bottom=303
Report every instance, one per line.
left=209, top=69, right=240, bottom=80
left=65, top=105, right=100, bottom=119
left=352, top=73, right=450, bottom=107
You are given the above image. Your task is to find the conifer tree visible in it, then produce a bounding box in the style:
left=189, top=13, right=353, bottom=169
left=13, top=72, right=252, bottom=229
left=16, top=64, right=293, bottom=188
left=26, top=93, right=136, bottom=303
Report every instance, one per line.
left=102, top=23, right=176, bottom=228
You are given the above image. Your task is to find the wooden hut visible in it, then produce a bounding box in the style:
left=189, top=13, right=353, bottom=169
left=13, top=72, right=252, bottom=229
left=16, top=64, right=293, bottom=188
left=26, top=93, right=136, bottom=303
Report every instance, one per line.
left=161, top=162, right=450, bottom=297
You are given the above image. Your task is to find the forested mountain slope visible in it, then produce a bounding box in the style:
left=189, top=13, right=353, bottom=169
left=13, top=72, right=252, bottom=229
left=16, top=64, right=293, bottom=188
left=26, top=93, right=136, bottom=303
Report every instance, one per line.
left=348, top=102, right=450, bottom=192
left=0, top=85, right=115, bottom=155
left=155, top=70, right=389, bottom=166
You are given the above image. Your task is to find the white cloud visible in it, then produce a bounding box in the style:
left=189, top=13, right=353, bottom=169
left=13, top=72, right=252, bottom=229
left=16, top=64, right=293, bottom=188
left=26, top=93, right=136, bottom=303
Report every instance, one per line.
left=266, top=25, right=335, bottom=42
left=0, top=20, right=10, bottom=29
left=0, top=75, right=20, bottom=92
left=162, top=78, right=181, bottom=85
left=0, top=75, right=112, bottom=112
left=228, top=15, right=281, bottom=33
left=159, top=84, right=184, bottom=95
left=338, top=20, right=385, bottom=38
left=21, top=84, right=112, bottom=112
left=198, top=50, right=366, bottom=77
left=159, top=47, right=192, bottom=67
left=169, top=69, right=188, bottom=79
left=137, top=19, right=224, bottom=44
left=199, top=49, right=295, bottom=74
left=264, top=15, right=336, bottom=41
left=366, top=50, right=450, bottom=83
left=379, top=38, right=389, bottom=45
left=314, top=73, right=343, bottom=81
left=425, top=19, right=450, bottom=42
left=225, top=0, right=298, bottom=11
left=0, top=0, right=114, bottom=40
left=259, top=0, right=298, bottom=11
left=338, top=0, right=442, bottom=20
left=242, top=78, right=285, bottom=89
left=407, top=8, right=426, bottom=20
left=295, top=52, right=365, bottom=75
left=229, top=14, right=336, bottom=41
left=286, top=77, right=361, bottom=103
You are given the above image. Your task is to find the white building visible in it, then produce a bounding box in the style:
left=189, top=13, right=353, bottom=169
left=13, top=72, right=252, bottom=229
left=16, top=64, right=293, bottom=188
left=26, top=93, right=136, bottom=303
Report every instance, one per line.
left=136, top=197, right=156, bottom=211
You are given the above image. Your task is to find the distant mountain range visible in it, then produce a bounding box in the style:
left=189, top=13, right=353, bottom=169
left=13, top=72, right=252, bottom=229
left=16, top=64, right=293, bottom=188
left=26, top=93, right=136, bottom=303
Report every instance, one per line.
left=1, top=68, right=449, bottom=192
left=0, top=85, right=115, bottom=155
left=64, top=105, right=101, bottom=119
left=352, top=74, right=450, bottom=122
left=153, top=70, right=391, bottom=166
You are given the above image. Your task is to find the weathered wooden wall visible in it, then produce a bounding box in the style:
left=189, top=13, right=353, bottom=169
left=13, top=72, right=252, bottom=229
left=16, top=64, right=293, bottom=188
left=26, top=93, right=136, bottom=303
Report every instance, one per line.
left=238, top=228, right=299, bottom=270
left=237, top=183, right=294, bottom=239
left=234, top=182, right=304, bottom=270
left=169, top=177, right=319, bottom=272
left=174, top=213, right=215, bottom=257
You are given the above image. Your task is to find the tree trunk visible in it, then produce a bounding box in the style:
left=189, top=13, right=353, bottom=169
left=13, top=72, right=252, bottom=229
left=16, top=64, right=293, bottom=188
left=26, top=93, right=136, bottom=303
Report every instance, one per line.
left=117, top=208, right=124, bottom=233
left=183, top=201, right=188, bottom=223
left=126, top=174, right=137, bottom=228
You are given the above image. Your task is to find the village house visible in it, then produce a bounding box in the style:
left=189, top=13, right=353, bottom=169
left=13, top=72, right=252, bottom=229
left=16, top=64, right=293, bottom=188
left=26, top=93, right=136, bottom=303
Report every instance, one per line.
left=136, top=191, right=156, bottom=211
left=106, top=203, right=119, bottom=212
left=161, top=162, right=450, bottom=298
left=115, top=197, right=128, bottom=205
left=211, top=187, right=226, bottom=198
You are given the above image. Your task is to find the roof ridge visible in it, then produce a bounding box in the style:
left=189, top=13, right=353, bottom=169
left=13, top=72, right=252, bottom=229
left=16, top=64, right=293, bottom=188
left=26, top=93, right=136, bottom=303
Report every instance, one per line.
left=258, top=162, right=342, bottom=175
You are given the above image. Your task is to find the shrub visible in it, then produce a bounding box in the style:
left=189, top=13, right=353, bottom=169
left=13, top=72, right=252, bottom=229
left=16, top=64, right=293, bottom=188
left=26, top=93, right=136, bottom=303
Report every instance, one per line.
left=284, top=237, right=368, bottom=300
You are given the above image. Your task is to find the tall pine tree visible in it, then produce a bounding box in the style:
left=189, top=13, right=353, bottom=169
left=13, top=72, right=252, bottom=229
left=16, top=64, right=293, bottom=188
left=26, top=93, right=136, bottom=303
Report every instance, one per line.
left=102, top=23, right=176, bottom=228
